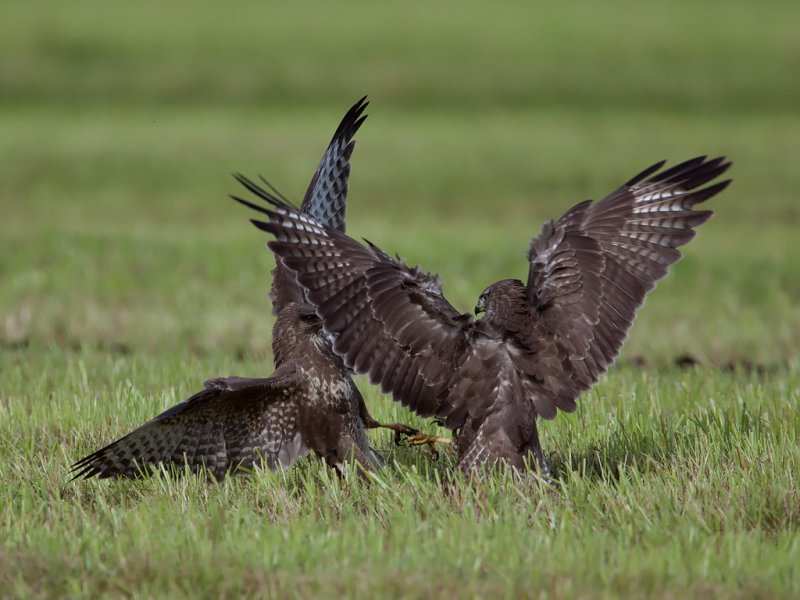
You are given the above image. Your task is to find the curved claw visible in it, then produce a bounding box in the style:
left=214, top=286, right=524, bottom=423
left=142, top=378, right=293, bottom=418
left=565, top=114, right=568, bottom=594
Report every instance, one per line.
left=402, top=433, right=452, bottom=459
left=367, top=422, right=419, bottom=445
left=393, top=428, right=418, bottom=446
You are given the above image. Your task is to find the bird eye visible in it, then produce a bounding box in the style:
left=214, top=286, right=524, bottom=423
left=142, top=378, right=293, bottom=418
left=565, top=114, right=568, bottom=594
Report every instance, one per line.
left=300, top=313, right=319, bottom=323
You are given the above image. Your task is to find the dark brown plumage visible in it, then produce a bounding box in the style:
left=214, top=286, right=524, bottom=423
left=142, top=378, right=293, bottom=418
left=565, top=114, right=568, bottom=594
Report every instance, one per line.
left=265, top=95, right=368, bottom=313
left=72, top=97, right=411, bottom=480
left=235, top=155, right=732, bottom=477
left=71, top=303, right=383, bottom=479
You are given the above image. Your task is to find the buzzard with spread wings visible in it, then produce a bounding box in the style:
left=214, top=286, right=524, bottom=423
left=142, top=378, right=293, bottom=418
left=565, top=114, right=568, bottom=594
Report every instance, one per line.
left=72, top=303, right=384, bottom=479
left=235, top=155, right=732, bottom=477
left=72, top=97, right=415, bottom=480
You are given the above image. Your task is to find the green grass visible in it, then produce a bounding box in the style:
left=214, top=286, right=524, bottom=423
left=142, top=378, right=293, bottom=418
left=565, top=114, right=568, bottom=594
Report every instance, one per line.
left=2, top=0, right=799, bottom=597
left=3, top=351, right=799, bottom=597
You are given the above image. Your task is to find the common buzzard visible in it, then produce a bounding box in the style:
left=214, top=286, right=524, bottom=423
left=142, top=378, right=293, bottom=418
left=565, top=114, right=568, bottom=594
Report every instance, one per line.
left=71, top=97, right=415, bottom=480
left=236, top=155, right=732, bottom=477
left=71, top=302, right=384, bottom=479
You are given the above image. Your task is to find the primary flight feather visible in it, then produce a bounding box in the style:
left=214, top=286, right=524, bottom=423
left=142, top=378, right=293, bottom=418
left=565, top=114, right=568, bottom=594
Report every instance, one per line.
left=235, top=152, right=732, bottom=477
left=73, top=97, right=416, bottom=480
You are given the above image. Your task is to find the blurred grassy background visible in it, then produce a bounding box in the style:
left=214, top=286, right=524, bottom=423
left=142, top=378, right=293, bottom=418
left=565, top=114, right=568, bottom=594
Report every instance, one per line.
left=2, top=2, right=800, bottom=597
left=2, top=0, right=798, bottom=364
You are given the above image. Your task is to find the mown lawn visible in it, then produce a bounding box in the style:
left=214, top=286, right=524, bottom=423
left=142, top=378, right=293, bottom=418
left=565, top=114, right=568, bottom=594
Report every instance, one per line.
left=2, top=0, right=799, bottom=597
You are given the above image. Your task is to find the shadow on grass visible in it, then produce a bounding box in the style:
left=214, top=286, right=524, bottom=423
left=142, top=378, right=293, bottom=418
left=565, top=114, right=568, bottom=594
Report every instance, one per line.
left=547, top=419, right=680, bottom=484
left=547, top=399, right=774, bottom=485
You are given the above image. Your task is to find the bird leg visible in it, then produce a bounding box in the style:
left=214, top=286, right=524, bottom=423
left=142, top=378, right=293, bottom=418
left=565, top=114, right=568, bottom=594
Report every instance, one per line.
left=363, top=417, right=420, bottom=445
left=402, top=417, right=454, bottom=458
left=532, top=444, right=553, bottom=480
left=530, top=423, right=558, bottom=488
left=363, top=415, right=451, bottom=456
left=402, top=433, right=452, bottom=459
left=428, top=418, right=459, bottom=439
left=404, top=433, right=452, bottom=447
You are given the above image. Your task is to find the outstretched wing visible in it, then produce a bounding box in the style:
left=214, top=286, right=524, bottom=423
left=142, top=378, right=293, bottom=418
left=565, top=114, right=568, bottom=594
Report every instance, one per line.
left=300, top=96, right=368, bottom=231
left=526, top=156, right=732, bottom=415
left=70, top=366, right=309, bottom=480
left=232, top=178, right=470, bottom=418
left=263, top=97, right=368, bottom=312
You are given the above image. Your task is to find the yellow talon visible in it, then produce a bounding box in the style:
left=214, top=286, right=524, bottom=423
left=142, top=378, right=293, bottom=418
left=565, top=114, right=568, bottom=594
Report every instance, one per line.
left=404, top=434, right=452, bottom=447
left=402, top=433, right=452, bottom=459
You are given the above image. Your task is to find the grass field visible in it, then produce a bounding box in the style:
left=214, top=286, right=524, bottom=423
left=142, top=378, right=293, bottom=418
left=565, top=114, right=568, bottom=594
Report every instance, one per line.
left=2, top=0, right=799, bottom=597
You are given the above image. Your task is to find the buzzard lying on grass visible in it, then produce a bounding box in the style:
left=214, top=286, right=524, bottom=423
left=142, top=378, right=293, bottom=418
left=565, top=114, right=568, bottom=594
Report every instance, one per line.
left=72, top=302, right=389, bottom=479
left=235, top=155, right=732, bottom=478
left=72, top=97, right=415, bottom=481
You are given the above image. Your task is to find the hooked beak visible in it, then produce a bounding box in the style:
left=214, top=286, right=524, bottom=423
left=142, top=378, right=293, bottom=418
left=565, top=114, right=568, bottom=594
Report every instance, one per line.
left=474, top=296, right=485, bottom=315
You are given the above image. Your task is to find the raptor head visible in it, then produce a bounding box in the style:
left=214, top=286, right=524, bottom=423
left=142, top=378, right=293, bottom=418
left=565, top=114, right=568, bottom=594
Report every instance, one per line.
left=475, top=279, right=530, bottom=329
left=272, top=302, right=339, bottom=366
